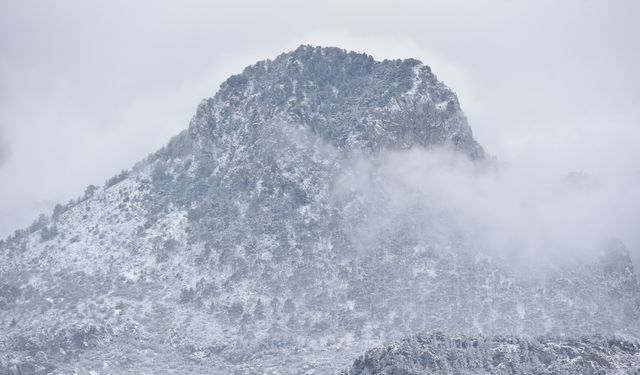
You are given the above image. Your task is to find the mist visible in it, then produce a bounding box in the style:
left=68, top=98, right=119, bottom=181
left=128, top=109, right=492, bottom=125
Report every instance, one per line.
left=335, top=146, right=640, bottom=268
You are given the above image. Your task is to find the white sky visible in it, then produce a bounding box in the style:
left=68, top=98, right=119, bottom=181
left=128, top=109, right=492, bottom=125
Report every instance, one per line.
left=1, top=0, right=639, bottom=240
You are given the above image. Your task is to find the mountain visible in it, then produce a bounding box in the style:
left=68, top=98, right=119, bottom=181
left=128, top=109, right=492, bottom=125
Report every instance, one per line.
left=345, top=333, right=640, bottom=374
left=1, top=45, right=638, bottom=374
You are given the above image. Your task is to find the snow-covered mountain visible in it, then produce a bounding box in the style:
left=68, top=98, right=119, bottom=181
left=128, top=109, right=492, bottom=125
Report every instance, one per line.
left=346, top=333, right=640, bottom=374
left=1, top=45, right=638, bottom=374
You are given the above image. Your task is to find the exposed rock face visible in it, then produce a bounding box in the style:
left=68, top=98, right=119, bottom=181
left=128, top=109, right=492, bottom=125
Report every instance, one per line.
left=0, top=46, right=638, bottom=374
left=346, top=333, right=640, bottom=375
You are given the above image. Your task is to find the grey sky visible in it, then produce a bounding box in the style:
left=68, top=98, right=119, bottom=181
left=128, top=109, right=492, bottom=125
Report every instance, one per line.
left=1, top=0, right=639, bottom=239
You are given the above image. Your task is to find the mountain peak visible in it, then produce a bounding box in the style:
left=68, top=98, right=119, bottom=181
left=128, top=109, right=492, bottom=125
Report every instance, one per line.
left=189, top=46, right=484, bottom=157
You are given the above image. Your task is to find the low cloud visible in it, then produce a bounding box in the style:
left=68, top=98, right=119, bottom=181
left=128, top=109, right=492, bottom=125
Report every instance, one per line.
left=335, top=146, right=640, bottom=269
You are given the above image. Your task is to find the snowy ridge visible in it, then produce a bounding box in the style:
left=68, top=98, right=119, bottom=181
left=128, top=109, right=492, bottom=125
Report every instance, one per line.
left=345, top=333, right=640, bottom=374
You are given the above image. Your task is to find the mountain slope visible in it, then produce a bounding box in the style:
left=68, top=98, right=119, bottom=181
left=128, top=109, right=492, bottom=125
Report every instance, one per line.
left=1, top=46, right=638, bottom=374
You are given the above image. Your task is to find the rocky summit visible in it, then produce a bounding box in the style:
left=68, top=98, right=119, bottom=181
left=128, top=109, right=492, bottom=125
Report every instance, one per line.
left=1, top=46, right=638, bottom=374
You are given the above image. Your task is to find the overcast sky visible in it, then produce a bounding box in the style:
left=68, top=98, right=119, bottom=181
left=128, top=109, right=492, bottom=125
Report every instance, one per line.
left=1, top=0, right=639, bottom=240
